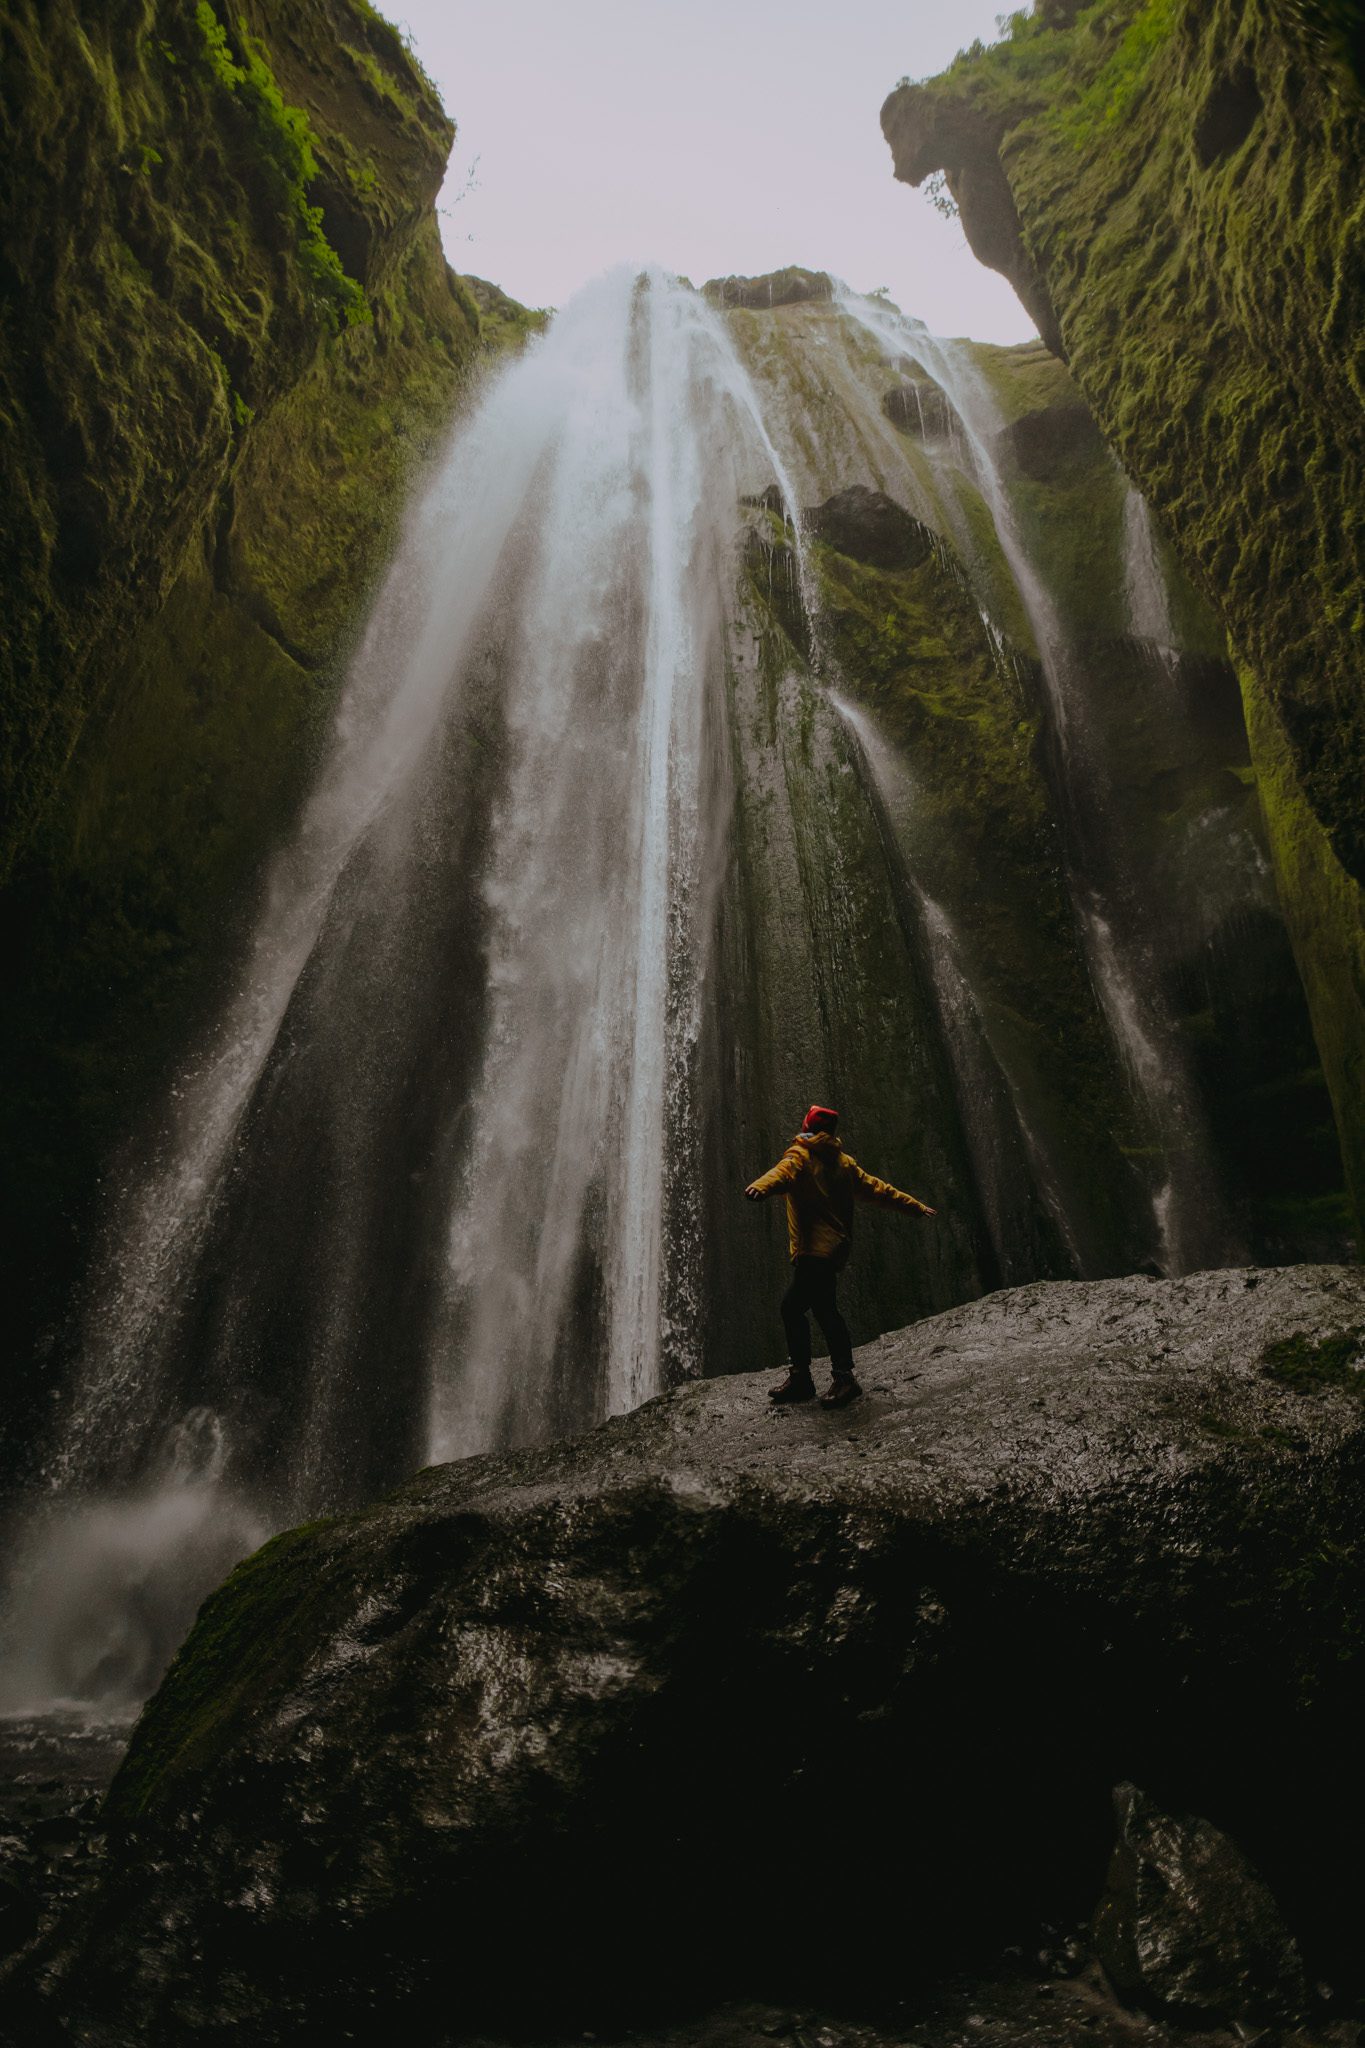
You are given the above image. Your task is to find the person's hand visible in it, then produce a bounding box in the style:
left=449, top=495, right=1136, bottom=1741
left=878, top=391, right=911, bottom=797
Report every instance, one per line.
left=744, top=1183, right=765, bottom=1201
left=920, top=1204, right=938, bottom=1216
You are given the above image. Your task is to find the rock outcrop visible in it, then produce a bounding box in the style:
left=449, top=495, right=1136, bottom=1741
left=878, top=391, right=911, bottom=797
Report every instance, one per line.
left=0, top=2, right=533, bottom=1446
left=880, top=1, right=1365, bottom=1234
left=1093, top=1784, right=1308, bottom=2025
left=20, top=1266, right=1365, bottom=2042
left=721, top=290, right=1346, bottom=1304
left=703, top=265, right=835, bottom=309
left=805, top=485, right=933, bottom=569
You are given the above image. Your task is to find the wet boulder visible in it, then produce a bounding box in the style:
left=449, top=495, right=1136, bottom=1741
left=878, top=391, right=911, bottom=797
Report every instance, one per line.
left=1094, top=1783, right=1308, bottom=2024
left=806, top=485, right=933, bottom=569
left=882, top=378, right=957, bottom=441
left=21, top=1266, right=1365, bottom=2043
left=994, top=401, right=1106, bottom=481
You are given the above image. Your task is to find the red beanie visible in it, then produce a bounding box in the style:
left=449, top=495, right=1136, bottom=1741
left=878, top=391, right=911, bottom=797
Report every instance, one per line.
left=801, top=1104, right=839, bottom=1134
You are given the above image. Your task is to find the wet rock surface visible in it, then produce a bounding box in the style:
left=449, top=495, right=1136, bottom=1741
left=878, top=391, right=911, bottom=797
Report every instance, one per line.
left=13, top=1266, right=1365, bottom=2043
left=993, top=403, right=1106, bottom=482
left=882, top=379, right=957, bottom=441
left=1093, top=1784, right=1307, bottom=2025
left=0, top=1716, right=124, bottom=1973
left=703, top=267, right=836, bottom=310
left=805, top=486, right=933, bottom=570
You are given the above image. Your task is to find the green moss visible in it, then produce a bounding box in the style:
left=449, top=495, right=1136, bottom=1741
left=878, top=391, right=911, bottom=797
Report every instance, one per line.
left=463, top=274, right=552, bottom=357
left=1262, top=1327, right=1365, bottom=1399
left=885, top=0, right=1365, bottom=1242
left=772, top=525, right=1151, bottom=1265
left=108, top=1518, right=341, bottom=1823
left=1058, top=0, right=1180, bottom=141
left=1243, top=677, right=1365, bottom=1237
left=194, top=3, right=369, bottom=332
left=0, top=0, right=542, bottom=1440
left=970, top=337, right=1075, bottom=424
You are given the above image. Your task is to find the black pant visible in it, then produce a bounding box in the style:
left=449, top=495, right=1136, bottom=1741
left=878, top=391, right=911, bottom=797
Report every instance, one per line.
left=780, top=1249, right=854, bottom=1379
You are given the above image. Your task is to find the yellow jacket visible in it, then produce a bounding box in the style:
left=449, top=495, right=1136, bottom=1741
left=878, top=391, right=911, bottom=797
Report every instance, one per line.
left=748, top=1131, right=933, bottom=1260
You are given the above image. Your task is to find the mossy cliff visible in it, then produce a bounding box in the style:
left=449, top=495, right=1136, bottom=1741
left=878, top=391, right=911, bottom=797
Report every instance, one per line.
left=880, top=0, right=1365, bottom=1234
left=714, top=290, right=1346, bottom=1281
left=0, top=1, right=530, bottom=1432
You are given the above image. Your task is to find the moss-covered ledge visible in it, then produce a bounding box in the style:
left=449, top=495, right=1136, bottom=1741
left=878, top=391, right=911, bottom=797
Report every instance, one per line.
left=881, top=0, right=1365, bottom=1235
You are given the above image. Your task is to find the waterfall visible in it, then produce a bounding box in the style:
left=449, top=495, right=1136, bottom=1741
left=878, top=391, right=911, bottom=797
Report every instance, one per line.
left=829, top=691, right=1082, bottom=1283
left=1, top=267, right=806, bottom=1713
left=1123, top=485, right=1177, bottom=654
left=3, top=268, right=1282, bottom=1717
left=833, top=286, right=1243, bottom=1277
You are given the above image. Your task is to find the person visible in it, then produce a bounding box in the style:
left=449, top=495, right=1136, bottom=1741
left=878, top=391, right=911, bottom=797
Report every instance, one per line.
left=745, top=1104, right=935, bottom=1409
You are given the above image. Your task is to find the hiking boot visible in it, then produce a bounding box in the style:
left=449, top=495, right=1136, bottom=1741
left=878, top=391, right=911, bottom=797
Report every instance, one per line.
left=821, top=1373, right=863, bottom=1409
left=769, top=1369, right=816, bottom=1404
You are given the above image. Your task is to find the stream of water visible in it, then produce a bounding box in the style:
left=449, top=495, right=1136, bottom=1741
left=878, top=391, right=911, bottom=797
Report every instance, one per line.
left=833, top=286, right=1243, bottom=1279
left=2, top=271, right=1260, bottom=1720
left=0, top=267, right=806, bottom=1715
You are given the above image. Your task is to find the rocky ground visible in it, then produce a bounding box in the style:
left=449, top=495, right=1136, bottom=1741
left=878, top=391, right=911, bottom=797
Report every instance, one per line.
left=0, top=1715, right=124, bottom=1974
left=6, top=1267, right=1363, bottom=2044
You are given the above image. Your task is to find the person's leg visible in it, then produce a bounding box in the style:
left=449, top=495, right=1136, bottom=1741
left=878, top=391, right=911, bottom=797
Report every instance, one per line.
left=808, top=1256, right=856, bottom=1380
left=779, top=1262, right=815, bottom=1375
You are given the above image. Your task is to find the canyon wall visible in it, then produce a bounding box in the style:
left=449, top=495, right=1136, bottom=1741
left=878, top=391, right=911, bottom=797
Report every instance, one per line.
left=881, top=0, right=1365, bottom=1234
left=0, top=1, right=534, bottom=1437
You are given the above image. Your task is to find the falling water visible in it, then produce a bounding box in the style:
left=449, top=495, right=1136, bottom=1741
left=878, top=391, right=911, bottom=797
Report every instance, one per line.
left=2, top=266, right=808, bottom=1710
left=1122, top=485, right=1178, bottom=655
left=829, top=691, right=1082, bottom=1281
left=834, top=286, right=1241, bottom=1275
left=4, top=270, right=1268, bottom=1716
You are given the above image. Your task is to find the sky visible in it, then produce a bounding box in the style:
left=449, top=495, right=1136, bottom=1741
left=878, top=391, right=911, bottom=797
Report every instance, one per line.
left=388, top=1, right=1034, bottom=344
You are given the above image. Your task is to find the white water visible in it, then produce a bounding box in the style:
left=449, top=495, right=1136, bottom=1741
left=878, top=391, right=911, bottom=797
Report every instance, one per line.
left=427, top=270, right=808, bottom=1456
left=5, top=271, right=1262, bottom=1716
left=1123, top=485, right=1177, bottom=653
left=830, top=691, right=1083, bottom=1279
left=0, top=1410, right=265, bottom=1714
left=834, top=285, right=1239, bottom=1274
left=4, top=267, right=814, bottom=1710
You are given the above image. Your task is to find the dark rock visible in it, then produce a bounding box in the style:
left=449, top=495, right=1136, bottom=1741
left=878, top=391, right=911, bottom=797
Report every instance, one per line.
left=878, top=88, right=1063, bottom=356
left=882, top=380, right=957, bottom=441
left=805, top=485, right=933, bottom=569
left=1094, top=1783, right=1308, bottom=2023
left=994, top=403, right=1106, bottom=481
left=742, top=483, right=794, bottom=520
left=20, top=1266, right=1365, bottom=2043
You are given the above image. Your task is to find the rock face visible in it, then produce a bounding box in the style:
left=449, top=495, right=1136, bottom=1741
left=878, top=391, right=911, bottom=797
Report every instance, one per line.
left=880, top=2, right=1365, bottom=1235
left=994, top=401, right=1106, bottom=483
left=0, top=2, right=531, bottom=1445
left=23, top=1267, right=1365, bottom=2042
left=1093, top=1784, right=1308, bottom=2024
left=805, top=485, right=933, bottom=569
left=882, top=377, right=957, bottom=440
left=703, top=265, right=836, bottom=309
left=720, top=294, right=1347, bottom=1316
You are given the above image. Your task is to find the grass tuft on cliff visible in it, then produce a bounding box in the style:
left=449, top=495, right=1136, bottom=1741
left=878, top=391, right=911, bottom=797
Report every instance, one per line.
left=193, top=2, right=370, bottom=332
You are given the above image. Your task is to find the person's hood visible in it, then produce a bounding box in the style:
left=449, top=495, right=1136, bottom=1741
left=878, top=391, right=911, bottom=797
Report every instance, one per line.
left=795, top=1130, right=843, bottom=1152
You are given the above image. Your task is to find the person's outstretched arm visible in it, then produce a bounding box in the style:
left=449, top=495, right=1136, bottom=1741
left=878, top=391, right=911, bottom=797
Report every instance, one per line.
left=744, top=1146, right=803, bottom=1202
left=852, top=1163, right=936, bottom=1216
